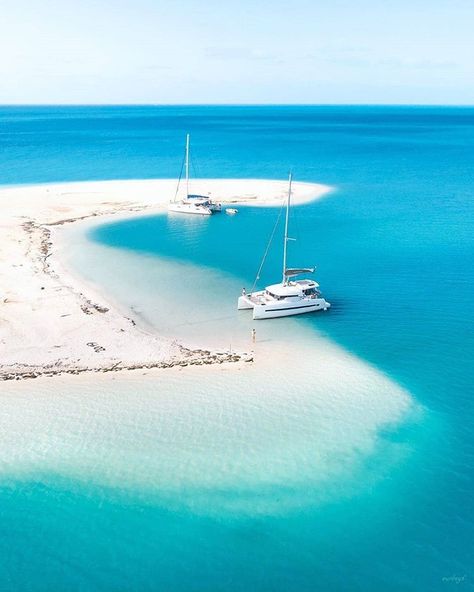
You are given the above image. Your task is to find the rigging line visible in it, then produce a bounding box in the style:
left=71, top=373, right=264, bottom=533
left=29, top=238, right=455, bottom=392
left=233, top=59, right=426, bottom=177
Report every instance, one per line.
left=173, top=152, right=186, bottom=202
left=251, top=201, right=286, bottom=293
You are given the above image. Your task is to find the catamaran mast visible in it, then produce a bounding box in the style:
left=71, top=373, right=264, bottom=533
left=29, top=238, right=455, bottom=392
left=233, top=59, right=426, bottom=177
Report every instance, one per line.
left=282, top=172, right=292, bottom=284
left=185, top=133, right=190, bottom=198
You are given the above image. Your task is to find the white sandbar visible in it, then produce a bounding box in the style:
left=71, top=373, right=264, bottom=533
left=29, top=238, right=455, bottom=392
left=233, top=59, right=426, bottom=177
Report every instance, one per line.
left=0, top=178, right=332, bottom=379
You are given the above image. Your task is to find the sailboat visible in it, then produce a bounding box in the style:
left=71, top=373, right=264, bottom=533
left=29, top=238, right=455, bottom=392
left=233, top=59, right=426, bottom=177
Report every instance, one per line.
left=237, top=173, right=330, bottom=320
left=168, top=134, right=221, bottom=215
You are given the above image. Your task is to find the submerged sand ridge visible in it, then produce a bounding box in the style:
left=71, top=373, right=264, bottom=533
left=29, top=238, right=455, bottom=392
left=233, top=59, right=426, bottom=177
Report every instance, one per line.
left=0, top=178, right=417, bottom=515
left=0, top=178, right=332, bottom=380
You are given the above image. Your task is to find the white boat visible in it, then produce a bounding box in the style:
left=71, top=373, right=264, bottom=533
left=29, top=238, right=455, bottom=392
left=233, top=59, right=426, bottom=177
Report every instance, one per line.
left=238, top=173, right=330, bottom=320
left=168, top=199, right=212, bottom=215
left=183, top=194, right=222, bottom=212
left=226, top=208, right=238, bottom=215
left=168, top=134, right=221, bottom=216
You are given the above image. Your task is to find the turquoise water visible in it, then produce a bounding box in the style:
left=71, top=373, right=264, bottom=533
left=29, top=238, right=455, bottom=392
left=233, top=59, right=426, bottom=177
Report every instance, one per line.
left=1, top=106, right=473, bottom=590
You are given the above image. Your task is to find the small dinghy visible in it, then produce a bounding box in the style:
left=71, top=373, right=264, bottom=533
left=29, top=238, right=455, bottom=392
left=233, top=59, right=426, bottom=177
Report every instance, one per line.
left=226, top=208, right=238, bottom=215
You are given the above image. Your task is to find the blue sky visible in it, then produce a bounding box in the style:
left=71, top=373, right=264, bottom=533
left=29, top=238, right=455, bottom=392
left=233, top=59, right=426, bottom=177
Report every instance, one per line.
left=1, top=0, right=473, bottom=104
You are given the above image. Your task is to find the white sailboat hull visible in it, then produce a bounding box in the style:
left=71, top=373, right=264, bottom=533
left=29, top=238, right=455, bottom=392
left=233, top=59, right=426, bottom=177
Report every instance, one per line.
left=168, top=202, right=212, bottom=215
left=253, top=298, right=330, bottom=319
left=237, top=295, right=254, bottom=310
left=238, top=293, right=330, bottom=320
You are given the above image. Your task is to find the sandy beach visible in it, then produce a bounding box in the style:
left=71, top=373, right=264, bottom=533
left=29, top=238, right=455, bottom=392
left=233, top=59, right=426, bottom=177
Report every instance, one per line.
left=0, top=178, right=332, bottom=380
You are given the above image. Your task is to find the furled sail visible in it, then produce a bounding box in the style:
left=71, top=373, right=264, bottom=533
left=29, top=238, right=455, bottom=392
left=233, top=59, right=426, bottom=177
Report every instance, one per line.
left=284, top=267, right=315, bottom=277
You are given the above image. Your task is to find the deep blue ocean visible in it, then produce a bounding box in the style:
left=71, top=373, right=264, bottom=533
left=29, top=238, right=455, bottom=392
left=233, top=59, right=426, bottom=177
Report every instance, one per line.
left=0, top=106, right=473, bottom=591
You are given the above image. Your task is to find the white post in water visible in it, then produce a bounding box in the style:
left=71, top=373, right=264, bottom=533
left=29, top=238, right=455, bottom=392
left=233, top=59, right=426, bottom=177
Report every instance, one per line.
left=282, top=172, right=292, bottom=284
left=185, top=133, right=190, bottom=199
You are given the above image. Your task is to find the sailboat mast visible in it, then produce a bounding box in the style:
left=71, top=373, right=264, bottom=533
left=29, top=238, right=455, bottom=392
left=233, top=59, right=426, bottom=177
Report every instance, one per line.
left=185, top=133, right=190, bottom=198
left=282, top=172, right=292, bottom=284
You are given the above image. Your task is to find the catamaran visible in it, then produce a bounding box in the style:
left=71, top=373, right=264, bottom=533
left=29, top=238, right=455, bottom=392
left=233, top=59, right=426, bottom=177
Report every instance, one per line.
left=168, top=134, right=221, bottom=215
left=238, top=173, right=330, bottom=320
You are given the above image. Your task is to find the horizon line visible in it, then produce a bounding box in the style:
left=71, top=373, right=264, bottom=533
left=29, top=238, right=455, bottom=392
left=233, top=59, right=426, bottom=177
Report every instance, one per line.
left=1, top=102, right=474, bottom=108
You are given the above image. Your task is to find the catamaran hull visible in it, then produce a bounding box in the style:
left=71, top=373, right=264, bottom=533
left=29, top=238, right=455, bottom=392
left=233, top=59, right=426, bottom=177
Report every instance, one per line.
left=253, top=299, right=330, bottom=319
left=237, top=295, right=254, bottom=310
left=238, top=295, right=330, bottom=319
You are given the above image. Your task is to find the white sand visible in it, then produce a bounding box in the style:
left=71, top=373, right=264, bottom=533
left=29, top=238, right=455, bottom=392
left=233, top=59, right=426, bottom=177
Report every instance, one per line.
left=0, top=178, right=332, bottom=379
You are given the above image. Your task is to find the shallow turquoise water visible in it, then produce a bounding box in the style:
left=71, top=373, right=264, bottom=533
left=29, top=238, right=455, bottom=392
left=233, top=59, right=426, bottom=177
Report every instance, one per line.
left=1, top=106, right=473, bottom=590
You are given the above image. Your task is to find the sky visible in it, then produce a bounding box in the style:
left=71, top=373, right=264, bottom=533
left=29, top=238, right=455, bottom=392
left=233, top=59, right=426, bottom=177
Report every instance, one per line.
left=0, top=0, right=473, bottom=104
